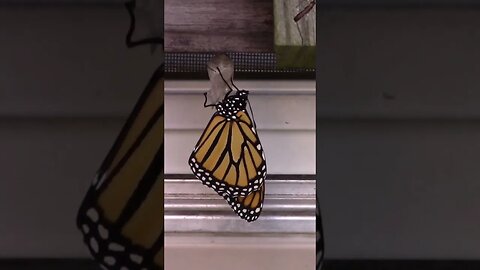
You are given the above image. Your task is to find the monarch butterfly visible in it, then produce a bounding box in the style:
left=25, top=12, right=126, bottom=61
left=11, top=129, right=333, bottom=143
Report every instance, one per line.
left=189, top=67, right=267, bottom=222
left=76, top=64, right=164, bottom=270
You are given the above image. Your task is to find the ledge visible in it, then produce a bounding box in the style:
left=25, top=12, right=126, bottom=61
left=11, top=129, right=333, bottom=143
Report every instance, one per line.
left=164, top=80, right=315, bottom=95
left=164, top=177, right=316, bottom=234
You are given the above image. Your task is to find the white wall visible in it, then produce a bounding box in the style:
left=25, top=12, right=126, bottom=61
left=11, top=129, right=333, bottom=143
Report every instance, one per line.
left=164, top=80, right=316, bottom=175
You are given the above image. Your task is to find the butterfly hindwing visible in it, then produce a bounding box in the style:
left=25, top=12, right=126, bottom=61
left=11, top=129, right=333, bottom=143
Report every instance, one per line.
left=224, top=183, right=265, bottom=222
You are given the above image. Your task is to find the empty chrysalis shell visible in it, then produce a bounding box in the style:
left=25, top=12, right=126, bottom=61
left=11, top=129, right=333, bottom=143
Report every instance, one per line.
left=204, top=54, right=234, bottom=106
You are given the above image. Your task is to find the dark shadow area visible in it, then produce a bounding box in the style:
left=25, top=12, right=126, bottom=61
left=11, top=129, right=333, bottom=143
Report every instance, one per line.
left=323, top=260, right=480, bottom=270
left=2, top=259, right=480, bottom=270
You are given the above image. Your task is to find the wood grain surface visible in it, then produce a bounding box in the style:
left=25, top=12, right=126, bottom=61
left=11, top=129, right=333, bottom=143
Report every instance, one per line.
left=274, top=0, right=316, bottom=68
left=165, top=0, right=273, bottom=52
left=274, top=0, right=316, bottom=46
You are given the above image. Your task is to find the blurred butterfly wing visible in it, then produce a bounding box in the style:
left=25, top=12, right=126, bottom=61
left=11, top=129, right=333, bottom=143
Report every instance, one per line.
left=224, top=183, right=265, bottom=222
left=77, top=65, right=164, bottom=270
left=189, top=110, right=267, bottom=198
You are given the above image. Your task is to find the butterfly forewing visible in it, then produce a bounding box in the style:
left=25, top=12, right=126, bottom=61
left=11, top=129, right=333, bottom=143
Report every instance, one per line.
left=189, top=109, right=266, bottom=198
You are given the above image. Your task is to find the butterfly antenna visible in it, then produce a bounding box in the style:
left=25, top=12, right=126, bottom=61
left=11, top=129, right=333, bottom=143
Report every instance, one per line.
left=203, top=92, right=215, bottom=108
left=230, top=78, right=241, bottom=91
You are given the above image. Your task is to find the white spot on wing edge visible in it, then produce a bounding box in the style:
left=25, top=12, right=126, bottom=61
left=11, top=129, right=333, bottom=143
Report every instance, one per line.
left=98, top=224, right=109, bottom=239
left=130, top=254, right=143, bottom=264
left=81, top=224, right=90, bottom=234
left=104, top=256, right=116, bottom=266
left=86, top=208, right=99, bottom=222
left=109, top=243, right=125, bottom=251
left=89, top=238, right=99, bottom=253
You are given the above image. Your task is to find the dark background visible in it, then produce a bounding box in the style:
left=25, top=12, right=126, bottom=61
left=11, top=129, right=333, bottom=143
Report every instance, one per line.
left=317, top=1, right=480, bottom=269
left=1, top=0, right=480, bottom=269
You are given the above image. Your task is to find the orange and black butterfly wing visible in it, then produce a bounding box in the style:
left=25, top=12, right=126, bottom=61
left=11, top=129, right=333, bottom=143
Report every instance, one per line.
left=189, top=110, right=266, bottom=198
left=77, top=65, right=164, bottom=270
left=223, top=183, right=265, bottom=222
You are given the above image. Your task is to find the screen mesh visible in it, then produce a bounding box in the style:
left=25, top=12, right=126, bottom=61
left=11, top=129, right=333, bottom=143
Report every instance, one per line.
left=165, top=52, right=315, bottom=73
